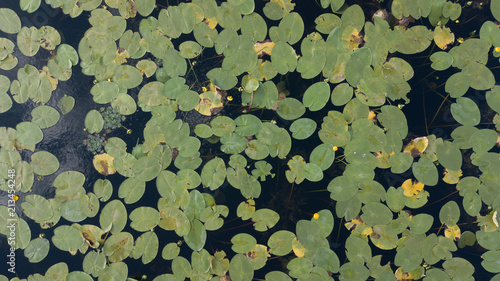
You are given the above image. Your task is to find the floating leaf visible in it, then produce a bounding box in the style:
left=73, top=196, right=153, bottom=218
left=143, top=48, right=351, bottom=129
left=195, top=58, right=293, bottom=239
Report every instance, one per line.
left=252, top=209, right=279, bottom=231
left=93, top=153, right=116, bottom=176
left=303, top=82, right=330, bottom=111
left=277, top=98, right=305, bottom=120
left=0, top=8, right=21, bottom=34
left=113, top=65, right=143, bottom=89
left=229, top=254, right=254, bottom=281
left=16, top=122, right=43, bottom=146
left=103, top=232, right=134, bottom=262
left=52, top=225, right=85, bottom=251
left=31, top=151, right=59, bottom=176
left=130, top=207, right=160, bottom=232
left=430, top=51, right=453, bottom=71
left=17, top=27, right=41, bottom=57
left=440, top=201, right=460, bottom=226
left=434, top=26, right=454, bottom=50
left=22, top=194, right=53, bottom=221
left=24, top=237, right=49, bottom=263
left=231, top=233, right=257, bottom=254
left=289, top=118, right=316, bottom=140
left=100, top=200, right=127, bottom=234
left=135, top=0, right=155, bottom=16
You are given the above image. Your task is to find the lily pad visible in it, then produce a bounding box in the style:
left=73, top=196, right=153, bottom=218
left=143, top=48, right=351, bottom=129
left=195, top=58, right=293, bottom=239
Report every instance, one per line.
left=30, top=151, right=59, bottom=176
left=289, top=118, right=316, bottom=140
left=24, top=237, right=49, bottom=263
left=130, top=207, right=160, bottom=232
left=277, top=98, right=305, bottom=120
left=100, top=199, right=127, bottom=234
left=21, top=194, right=53, bottom=221
left=0, top=8, right=21, bottom=34
left=16, top=122, right=43, bottom=146
left=52, top=225, right=85, bottom=251
left=31, top=105, right=60, bottom=129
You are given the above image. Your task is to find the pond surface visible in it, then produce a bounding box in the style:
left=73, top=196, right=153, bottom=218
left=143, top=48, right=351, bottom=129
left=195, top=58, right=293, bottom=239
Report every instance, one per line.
left=0, top=0, right=497, bottom=280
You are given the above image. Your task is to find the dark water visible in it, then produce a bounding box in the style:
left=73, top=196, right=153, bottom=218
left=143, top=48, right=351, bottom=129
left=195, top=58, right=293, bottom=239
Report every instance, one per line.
left=0, top=0, right=497, bottom=280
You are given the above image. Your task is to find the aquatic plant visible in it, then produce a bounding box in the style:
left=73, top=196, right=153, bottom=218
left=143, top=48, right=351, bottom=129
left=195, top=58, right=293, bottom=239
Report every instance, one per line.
left=84, top=133, right=106, bottom=155
left=1, top=0, right=500, bottom=280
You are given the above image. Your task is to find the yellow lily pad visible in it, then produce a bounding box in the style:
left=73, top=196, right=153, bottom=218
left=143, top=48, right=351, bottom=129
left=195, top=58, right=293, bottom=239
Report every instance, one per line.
left=403, top=136, right=428, bottom=157
left=93, top=153, right=116, bottom=176
left=401, top=179, right=424, bottom=197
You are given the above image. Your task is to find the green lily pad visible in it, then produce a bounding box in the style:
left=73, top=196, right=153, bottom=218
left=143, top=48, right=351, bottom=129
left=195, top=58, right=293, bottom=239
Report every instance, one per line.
left=229, top=254, right=254, bottom=281
left=31, top=105, right=60, bottom=129
left=193, top=21, right=218, bottom=48
left=21, top=194, right=53, bottom=221
left=252, top=208, right=279, bottom=231
left=263, top=2, right=284, bottom=20
left=206, top=68, right=238, bottom=90
left=91, top=81, right=120, bottom=104
left=271, top=42, right=297, bottom=75
left=179, top=41, right=202, bottom=59
left=201, top=158, right=226, bottom=190
left=130, top=207, right=160, bottom=232
left=85, top=109, right=104, bottom=134
left=439, top=201, right=460, bottom=226
left=328, top=175, right=358, bottom=201
left=310, top=143, right=335, bottom=171
left=445, top=72, right=471, bottom=98
left=0, top=8, right=21, bottom=34
left=482, top=251, right=500, bottom=273
left=331, top=83, right=353, bottom=106
left=163, top=48, right=188, bottom=77
left=267, top=230, right=295, bottom=256
left=241, top=13, right=267, bottom=41
left=469, top=129, right=497, bottom=153
left=17, top=26, right=41, bottom=57
left=111, top=92, right=137, bottom=115
left=130, top=231, right=159, bottom=264
left=289, top=118, right=316, bottom=140
left=103, top=232, right=134, bottom=262
left=476, top=230, right=500, bottom=250
left=60, top=198, right=87, bottom=222
left=100, top=199, right=127, bottom=234
left=217, top=2, right=242, bottom=30
left=113, top=65, right=143, bottom=89
left=58, top=95, right=75, bottom=115
left=412, top=156, right=438, bottom=186
left=234, top=114, right=262, bottom=137
left=0, top=92, right=12, bottom=114
left=341, top=4, right=364, bottom=30
left=15, top=122, right=43, bottom=146
left=118, top=177, right=146, bottom=204
left=436, top=141, right=462, bottom=171
left=39, top=26, right=61, bottom=50
left=409, top=213, right=433, bottom=235
left=185, top=219, right=207, bottom=251
left=360, top=202, right=393, bottom=226
left=162, top=243, right=181, bottom=260
left=135, top=0, right=155, bottom=16
left=287, top=257, right=313, bottom=278
left=303, top=82, right=330, bottom=111
left=24, top=237, right=49, bottom=263
left=30, top=151, right=59, bottom=176
left=221, top=133, right=248, bottom=154
left=463, top=62, right=495, bottom=91
left=430, top=51, right=453, bottom=70
left=231, top=233, right=257, bottom=254
left=52, top=225, right=85, bottom=251
left=443, top=258, right=475, bottom=281
left=133, top=155, right=162, bottom=182
left=277, top=98, right=305, bottom=120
